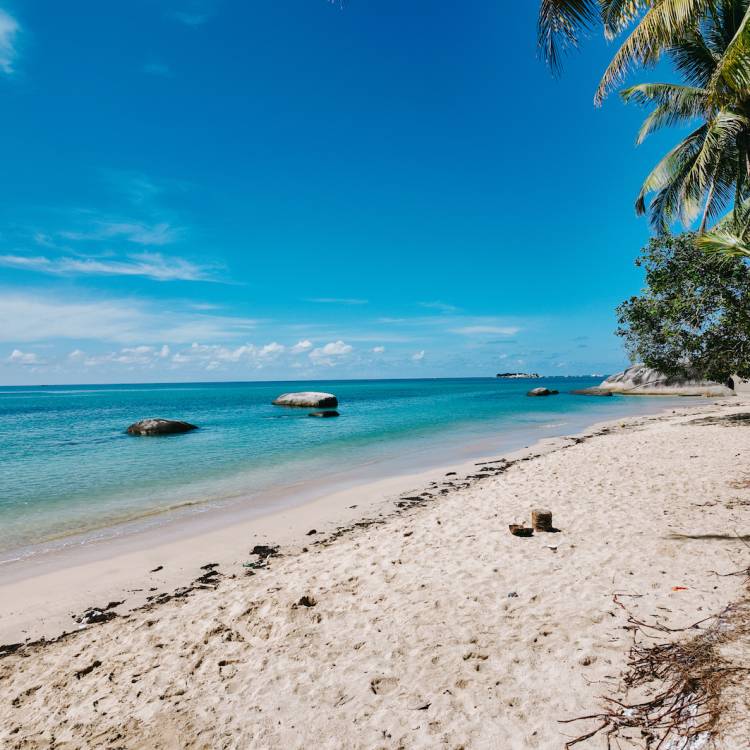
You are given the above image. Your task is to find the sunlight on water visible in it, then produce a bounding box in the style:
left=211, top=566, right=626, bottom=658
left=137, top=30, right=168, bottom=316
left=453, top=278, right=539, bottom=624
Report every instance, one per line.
left=0, top=377, right=685, bottom=558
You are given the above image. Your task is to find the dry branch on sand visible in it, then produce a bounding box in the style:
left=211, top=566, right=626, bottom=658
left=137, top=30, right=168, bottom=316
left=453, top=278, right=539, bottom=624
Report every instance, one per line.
left=561, top=590, right=750, bottom=749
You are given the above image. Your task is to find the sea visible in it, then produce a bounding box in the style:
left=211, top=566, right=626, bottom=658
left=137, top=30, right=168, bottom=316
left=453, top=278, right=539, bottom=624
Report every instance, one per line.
left=0, top=377, right=689, bottom=563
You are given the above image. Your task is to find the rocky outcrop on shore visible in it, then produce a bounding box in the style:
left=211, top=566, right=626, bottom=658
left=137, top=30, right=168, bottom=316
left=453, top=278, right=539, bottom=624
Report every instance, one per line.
left=272, top=392, right=338, bottom=407
left=598, top=365, right=734, bottom=397
left=126, top=419, right=198, bottom=436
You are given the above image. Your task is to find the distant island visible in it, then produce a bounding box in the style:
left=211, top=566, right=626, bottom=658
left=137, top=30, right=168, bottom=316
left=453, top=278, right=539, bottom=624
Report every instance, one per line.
left=496, top=372, right=541, bottom=379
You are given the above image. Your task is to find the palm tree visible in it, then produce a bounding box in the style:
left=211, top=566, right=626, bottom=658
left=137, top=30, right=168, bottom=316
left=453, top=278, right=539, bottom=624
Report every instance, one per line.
left=538, top=1, right=726, bottom=102
left=540, top=0, right=750, bottom=255
left=621, top=3, right=750, bottom=252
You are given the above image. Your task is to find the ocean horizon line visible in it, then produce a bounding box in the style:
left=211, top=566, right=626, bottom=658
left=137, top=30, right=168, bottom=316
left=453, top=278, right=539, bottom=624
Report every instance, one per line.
left=0, top=373, right=610, bottom=390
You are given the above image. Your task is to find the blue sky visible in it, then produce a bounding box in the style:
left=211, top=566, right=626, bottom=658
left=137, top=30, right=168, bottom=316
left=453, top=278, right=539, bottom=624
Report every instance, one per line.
left=0, top=1, right=682, bottom=384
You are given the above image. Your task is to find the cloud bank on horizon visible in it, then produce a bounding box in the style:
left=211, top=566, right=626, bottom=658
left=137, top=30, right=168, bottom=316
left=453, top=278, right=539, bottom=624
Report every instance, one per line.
left=0, top=2, right=644, bottom=385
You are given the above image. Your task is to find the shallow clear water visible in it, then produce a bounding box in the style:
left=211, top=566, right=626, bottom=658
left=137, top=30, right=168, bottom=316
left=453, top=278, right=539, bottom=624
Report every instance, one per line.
left=0, top=377, right=685, bottom=559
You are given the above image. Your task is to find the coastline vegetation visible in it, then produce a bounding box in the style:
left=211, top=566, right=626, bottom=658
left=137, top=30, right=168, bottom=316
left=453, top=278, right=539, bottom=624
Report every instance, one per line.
left=616, top=233, right=750, bottom=382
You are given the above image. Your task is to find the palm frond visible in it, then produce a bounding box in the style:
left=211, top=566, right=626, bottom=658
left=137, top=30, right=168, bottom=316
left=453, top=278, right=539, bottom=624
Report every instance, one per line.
left=595, top=0, right=715, bottom=104
left=537, top=0, right=601, bottom=73
left=601, top=0, right=651, bottom=39
left=679, top=111, right=747, bottom=224
left=708, top=6, right=750, bottom=99
left=621, top=82, right=708, bottom=142
left=635, top=124, right=708, bottom=228
left=696, top=228, right=750, bottom=256
left=696, top=194, right=750, bottom=257
left=668, top=30, right=718, bottom=87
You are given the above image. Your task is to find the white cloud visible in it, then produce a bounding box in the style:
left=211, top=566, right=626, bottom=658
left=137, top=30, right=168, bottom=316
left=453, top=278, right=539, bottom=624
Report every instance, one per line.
left=78, top=345, right=172, bottom=368
left=259, top=342, right=284, bottom=358
left=291, top=339, right=313, bottom=353
left=7, top=348, right=41, bottom=365
left=0, top=9, right=19, bottom=75
left=315, top=340, right=352, bottom=355
left=0, top=252, right=217, bottom=282
left=114, top=346, right=163, bottom=365
left=309, top=340, right=353, bottom=366
left=189, top=302, right=220, bottom=311
left=372, top=346, right=385, bottom=353
left=101, top=170, right=167, bottom=206
left=412, top=350, right=425, bottom=361
left=164, top=342, right=285, bottom=371
left=450, top=326, right=520, bottom=336
left=306, top=298, right=368, bottom=305
left=0, top=291, right=258, bottom=344
left=33, top=232, right=56, bottom=248
left=418, top=301, right=458, bottom=313
left=60, top=221, right=180, bottom=246
left=378, top=316, right=522, bottom=339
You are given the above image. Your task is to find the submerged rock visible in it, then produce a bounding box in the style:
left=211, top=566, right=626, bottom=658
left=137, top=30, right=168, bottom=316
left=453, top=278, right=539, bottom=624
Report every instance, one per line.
left=570, top=388, right=613, bottom=397
left=527, top=387, right=559, bottom=397
left=272, top=391, right=338, bottom=408
left=309, top=410, right=339, bottom=418
left=126, top=419, right=198, bottom=436
left=598, top=365, right=734, bottom=397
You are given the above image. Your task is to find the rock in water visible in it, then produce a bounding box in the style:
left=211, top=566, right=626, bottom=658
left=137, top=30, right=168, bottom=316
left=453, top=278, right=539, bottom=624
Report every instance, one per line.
left=272, top=392, right=338, bottom=407
left=309, top=410, right=340, bottom=418
left=570, top=388, right=613, bottom=397
left=126, top=419, right=198, bottom=436
left=527, top=387, right=559, bottom=397
left=598, top=365, right=734, bottom=397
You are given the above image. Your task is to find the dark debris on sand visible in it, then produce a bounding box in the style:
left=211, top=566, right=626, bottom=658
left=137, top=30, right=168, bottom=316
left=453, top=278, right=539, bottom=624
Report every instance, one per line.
left=0, top=412, right=661, bottom=662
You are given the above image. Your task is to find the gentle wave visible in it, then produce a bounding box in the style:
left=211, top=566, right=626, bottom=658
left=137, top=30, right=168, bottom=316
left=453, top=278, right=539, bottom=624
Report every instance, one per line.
left=0, top=377, right=690, bottom=559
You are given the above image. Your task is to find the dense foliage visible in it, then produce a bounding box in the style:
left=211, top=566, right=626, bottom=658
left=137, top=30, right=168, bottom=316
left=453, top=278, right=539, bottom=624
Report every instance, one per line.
left=616, top=233, right=750, bottom=381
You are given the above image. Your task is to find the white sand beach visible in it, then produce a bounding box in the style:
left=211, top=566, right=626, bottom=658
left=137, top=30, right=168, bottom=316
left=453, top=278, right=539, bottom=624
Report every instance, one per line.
left=2, top=399, right=750, bottom=748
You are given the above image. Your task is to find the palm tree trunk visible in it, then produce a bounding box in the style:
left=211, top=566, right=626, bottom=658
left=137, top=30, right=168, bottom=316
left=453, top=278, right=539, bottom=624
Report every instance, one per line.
left=700, top=178, right=716, bottom=234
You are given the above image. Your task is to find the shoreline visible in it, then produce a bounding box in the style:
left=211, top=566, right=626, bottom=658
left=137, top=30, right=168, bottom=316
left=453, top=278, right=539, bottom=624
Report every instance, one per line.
left=0, top=386, right=689, bottom=566
left=2, top=395, right=749, bottom=747
left=0, top=395, right=723, bottom=645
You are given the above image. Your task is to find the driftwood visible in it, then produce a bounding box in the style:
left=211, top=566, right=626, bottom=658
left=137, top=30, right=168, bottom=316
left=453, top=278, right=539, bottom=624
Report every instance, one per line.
left=560, top=592, right=750, bottom=749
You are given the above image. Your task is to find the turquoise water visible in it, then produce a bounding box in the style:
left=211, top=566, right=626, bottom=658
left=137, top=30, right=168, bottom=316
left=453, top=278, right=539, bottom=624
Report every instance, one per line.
left=0, top=377, right=683, bottom=560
